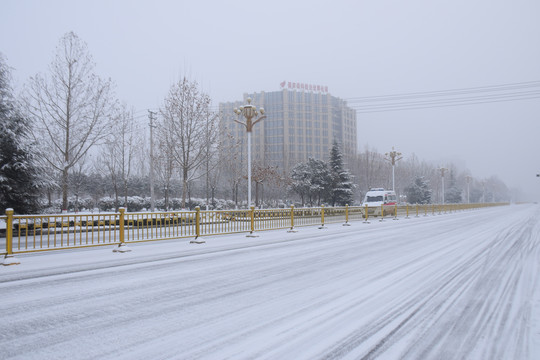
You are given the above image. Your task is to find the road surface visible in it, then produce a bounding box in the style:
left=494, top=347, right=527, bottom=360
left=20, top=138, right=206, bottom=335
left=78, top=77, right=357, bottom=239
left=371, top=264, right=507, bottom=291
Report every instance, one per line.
left=1, top=204, right=539, bottom=359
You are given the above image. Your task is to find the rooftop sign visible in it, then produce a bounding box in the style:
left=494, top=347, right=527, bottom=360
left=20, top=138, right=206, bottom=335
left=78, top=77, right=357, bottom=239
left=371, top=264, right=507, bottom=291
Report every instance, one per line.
left=280, top=81, right=328, bottom=93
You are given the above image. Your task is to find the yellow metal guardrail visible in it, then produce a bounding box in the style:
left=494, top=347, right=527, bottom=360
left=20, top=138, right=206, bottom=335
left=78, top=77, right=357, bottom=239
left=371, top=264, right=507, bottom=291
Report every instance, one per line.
left=1, top=203, right=509, bottom=260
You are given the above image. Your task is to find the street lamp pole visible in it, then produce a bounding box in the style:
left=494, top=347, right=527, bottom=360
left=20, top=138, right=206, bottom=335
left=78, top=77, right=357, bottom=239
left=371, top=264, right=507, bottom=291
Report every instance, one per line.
left=384, top=147, right=403, bottom=191
left=148, top=110, right=157, bottom=212
left=465, top=175, right=472, bottom=204
left=438, top=167, right=448, bottom=204
left=234, top=98, right=266, bottom=208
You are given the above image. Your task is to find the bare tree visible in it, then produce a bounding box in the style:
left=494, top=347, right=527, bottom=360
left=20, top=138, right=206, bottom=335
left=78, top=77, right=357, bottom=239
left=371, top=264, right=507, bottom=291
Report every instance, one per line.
left=69, top=154, right=90, bottom=212
left=203, top=109, right=220, bottom=209
left=24, top=32, right=115, bottom=211
left=154, top=134, right=177, bottom=210
left=351, top=146, right=388, bottom=194
left=219, top=127, right=245, bottom=208
left=97, top=105, right=139, bottom=210
left=98, top=139, right=120, bottom=210
left=159, top=77, right=213, bottom=208
left=115, top=106, right=139, bottom=207
left=252, top=162, right=280, bottom=208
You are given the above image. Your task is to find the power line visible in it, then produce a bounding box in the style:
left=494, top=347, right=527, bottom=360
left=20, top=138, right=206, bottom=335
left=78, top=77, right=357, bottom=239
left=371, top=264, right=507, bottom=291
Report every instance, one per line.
left=351, top=91, right=540, bottom=113
left=132, top=81, right=540, bottom=115
left=346, top=80, right=540, bottom=103
left=346, top=80, right=540, bottom=113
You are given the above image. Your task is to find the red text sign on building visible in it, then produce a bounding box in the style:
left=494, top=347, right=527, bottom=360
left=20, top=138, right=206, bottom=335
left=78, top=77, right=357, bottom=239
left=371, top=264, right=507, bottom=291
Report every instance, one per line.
left=280, top=81, right=328, bottom=93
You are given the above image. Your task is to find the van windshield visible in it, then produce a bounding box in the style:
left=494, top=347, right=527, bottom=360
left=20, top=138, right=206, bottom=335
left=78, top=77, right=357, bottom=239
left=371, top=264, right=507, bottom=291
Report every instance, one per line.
left=366, top=195, right=383, bottom=202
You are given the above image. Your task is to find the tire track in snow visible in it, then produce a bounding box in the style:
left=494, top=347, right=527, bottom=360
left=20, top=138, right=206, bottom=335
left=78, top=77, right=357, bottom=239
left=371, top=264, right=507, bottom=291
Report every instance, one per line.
left=1, top=205, right=539, bottom=359
left=319, top=206, right=540, bottom=360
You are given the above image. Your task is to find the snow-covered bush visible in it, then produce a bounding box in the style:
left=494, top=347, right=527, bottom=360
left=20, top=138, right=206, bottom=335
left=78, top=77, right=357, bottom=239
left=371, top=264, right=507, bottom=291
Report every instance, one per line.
left=125, top=196, right=148, bottom=212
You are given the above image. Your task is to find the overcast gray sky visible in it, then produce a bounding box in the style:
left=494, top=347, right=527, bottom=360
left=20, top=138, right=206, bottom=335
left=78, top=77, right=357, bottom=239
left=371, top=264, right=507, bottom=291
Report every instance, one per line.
left=2, top=0, right=540, bottom=200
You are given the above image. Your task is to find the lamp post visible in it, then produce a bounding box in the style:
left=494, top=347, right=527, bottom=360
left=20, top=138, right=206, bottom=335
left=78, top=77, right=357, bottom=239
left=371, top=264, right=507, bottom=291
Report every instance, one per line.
left=465, top=175, right=472, bottom=203
left=384, top=147, right=403, bottom=191
left=148, top=110, right=157, bottom=212
left=234, top=97, right=266, bottom=208
left=438, top=167, right=448, bottom=204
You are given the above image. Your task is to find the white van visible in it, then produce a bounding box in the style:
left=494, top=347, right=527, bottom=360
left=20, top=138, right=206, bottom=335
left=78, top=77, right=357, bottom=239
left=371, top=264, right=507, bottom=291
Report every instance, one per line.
left=361, top=188, right=397, bottom=216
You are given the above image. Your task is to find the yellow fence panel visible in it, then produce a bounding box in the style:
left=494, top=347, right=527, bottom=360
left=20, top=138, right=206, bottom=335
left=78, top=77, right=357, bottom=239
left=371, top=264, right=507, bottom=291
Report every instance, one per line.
left=1, top=203, right=510, bottom=256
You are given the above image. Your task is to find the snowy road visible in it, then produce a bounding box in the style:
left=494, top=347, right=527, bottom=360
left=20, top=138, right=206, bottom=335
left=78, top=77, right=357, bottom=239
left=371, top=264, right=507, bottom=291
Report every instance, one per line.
left=1, top=204, right=539, bottom=359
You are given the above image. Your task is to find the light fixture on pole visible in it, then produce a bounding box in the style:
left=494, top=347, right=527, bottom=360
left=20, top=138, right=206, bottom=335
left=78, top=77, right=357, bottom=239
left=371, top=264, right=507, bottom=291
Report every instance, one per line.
left=384, top=147, right=403, bottom=191
left=233, top=97, right=266, bottom=208
left=438, top=167, right=448, bottom=204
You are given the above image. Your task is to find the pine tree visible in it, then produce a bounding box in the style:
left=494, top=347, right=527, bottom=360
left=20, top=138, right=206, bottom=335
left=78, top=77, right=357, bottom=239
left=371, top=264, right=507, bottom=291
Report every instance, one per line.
left=0, top=55, right=42, bottom=213
left=289, top=158, right=332, bottom=206
left=307, top=158, right=332, bottom=206
left=289, top=162, right=311, bottom=206
left=404, top=176, right=432, bottom=204
left=445, top=171, right=462, bottom=203
left=328, top=140, right=355, bottom=206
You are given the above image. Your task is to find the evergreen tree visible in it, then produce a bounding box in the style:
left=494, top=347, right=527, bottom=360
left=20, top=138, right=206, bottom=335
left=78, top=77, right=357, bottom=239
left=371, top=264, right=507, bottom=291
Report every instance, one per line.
left=307, top=158, right=332, bottom=206
left=404, top=176, right=432, bottom=204
left=445, top=171, right=462, bottom=203
left=0, top=55, right=42, bottom=213
left=289, top=162, right=311, bottom=206
left=327, top=140, right=355, bottom=206
left=289, top=158, right=332, bottom=206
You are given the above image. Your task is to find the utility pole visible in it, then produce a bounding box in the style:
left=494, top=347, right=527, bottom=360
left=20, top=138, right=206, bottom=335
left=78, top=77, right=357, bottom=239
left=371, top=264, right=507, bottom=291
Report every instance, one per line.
left=148, top=110, right=157, bottom=212
left=438, top=167, right=448, bottom=204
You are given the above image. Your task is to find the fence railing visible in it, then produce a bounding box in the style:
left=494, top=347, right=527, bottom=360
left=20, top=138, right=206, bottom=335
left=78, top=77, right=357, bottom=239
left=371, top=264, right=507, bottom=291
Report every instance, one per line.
left=1, top=203, right=509, bottom=260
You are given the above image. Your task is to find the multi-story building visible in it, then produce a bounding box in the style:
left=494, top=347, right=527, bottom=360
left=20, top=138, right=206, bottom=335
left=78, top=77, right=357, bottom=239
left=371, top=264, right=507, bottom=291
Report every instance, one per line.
left=219, top=82, right=357, bottom=175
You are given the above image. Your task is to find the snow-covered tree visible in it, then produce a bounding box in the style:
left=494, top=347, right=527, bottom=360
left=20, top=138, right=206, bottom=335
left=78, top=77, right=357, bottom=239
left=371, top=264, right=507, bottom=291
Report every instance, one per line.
left=0, top=55, right=42, bottom=214
left=289, top=158, right=332, bottom=206
left=252, top=162, right=279, bottom=207
left=23, top=32, right=115, bottom=211
left=328, top=141, right=355, bottom=206
left=98, top=105, right=139, bottom=211
left=445, top=171, right=462, bottom=203
left=404, top=176, right=432, bottom=204
left=159, top=77, right=214, bottom=208
left=308, top=158, right=332, bottom=206
left=445, top=186, right=463, bottom=204
left=289, top=162, right=311, bottom=206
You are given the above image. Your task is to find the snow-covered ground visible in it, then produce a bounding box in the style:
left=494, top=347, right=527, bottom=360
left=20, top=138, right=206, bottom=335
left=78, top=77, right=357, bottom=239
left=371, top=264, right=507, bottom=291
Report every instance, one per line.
left=1, top=204, right=539, bottom=359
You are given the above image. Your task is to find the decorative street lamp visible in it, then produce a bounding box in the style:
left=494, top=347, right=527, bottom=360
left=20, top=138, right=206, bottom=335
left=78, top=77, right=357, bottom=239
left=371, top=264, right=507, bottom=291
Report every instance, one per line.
left=465, top=175, right=472, bottom=204
left=385, top=147, right=403, bottom=191
left=438, top=167, right=448, bottom=204
left=148, top=110, right=157, bottom=212
left=234, top=97, right=266, bottom=208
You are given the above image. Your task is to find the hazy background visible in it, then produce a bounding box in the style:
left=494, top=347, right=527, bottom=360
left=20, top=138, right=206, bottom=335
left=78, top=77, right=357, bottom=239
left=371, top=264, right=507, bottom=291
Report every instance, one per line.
left=2, top=0, right=540, bottom=200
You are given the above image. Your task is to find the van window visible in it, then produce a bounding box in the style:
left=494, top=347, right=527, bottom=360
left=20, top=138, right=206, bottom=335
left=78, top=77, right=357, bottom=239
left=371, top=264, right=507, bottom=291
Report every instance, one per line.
left=366, top=196, right=383, bottom=202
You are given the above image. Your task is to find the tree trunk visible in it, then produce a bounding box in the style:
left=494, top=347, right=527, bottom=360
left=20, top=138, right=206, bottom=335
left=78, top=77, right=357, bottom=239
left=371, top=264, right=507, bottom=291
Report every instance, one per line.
left=124, top=180, right=129, bottom=211
left=181, top=167, right=188, bottom=209
left=235, top=182, right=239, bottom=208
left=113, top=181, right=119, bottom=212
left=62, top=168, right=69, bottom=211
left=255, top=181, right=259, bottom=208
